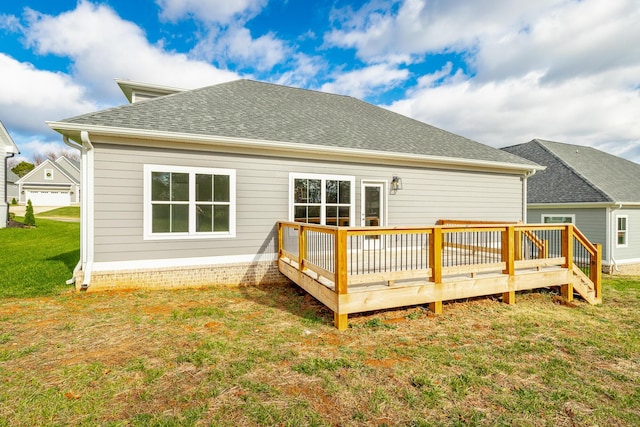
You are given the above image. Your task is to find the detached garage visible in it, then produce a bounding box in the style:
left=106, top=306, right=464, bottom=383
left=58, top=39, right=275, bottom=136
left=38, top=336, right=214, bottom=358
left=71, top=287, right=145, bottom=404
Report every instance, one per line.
left=16, top=158, right=80, bottom=207
left=24, top=190, right=72, bottom=206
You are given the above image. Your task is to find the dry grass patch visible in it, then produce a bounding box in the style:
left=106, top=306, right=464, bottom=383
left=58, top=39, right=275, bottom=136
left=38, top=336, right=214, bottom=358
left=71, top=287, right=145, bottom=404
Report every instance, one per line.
left=1, top=279, right=639, bottom=426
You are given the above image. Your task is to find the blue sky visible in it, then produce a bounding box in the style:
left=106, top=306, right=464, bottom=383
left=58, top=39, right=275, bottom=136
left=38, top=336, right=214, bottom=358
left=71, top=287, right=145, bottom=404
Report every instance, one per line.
left=1, top=0, right=639, bottom=163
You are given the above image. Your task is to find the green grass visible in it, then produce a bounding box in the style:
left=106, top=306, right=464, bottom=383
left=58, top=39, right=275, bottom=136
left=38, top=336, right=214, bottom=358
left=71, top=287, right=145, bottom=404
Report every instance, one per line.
left=0, top=218, right=79, bottom=298
left=1, top=220, right=640, bottom=425
left=38, top=206, right=80, bottom=218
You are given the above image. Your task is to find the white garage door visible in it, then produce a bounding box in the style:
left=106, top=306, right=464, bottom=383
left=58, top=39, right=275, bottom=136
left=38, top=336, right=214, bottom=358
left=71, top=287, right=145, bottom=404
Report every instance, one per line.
left=25, top=191, right=71, bottom=206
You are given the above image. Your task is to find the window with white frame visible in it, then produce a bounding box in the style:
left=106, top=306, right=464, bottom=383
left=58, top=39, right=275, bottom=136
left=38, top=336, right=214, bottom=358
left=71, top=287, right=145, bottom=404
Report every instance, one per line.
left=616, top=215, right=628, bottom=247
left=144, top=165, right=235, bottom=239
left=541, top=214, right=575, bottom=224
left=290, top=173, right=355, bottom=226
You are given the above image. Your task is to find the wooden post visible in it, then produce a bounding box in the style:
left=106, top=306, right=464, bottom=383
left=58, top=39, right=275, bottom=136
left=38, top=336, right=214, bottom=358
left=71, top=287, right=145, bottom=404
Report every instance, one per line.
left=502, top=225, right=515, bottom=275
left=277, top=222, right=284, bottom=259
left=334, top=228, right=349, bottom=330
left=429, top=300, right=442, bottom=315
left=514, top=229, right=522, bottom=261
left=561, top=283, right=574, bottom=302
left=430, top=228, right=443, bottom=283
left=298, top=225, right=307, bottom=271
left=593, top=243, right=602, bottom=300
left=562, top=225, right=574, bottom=270
left=429, top=228, right=443, bottom=314
left=502, top=225, right=515, bottom=304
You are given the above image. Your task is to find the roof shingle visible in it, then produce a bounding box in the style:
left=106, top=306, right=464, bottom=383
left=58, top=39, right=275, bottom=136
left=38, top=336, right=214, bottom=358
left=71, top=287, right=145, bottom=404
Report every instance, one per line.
left=61, top=79, right=536, bottom=167
left=502, top=139, right=640, bottom=203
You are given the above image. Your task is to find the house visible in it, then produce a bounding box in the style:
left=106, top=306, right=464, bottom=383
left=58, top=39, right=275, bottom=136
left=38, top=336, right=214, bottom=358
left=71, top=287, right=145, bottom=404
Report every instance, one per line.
left=1, top=121, right=20, bottom=228
left=47, top=79, right=543, bottom=291
left=502, top=139, right=640, bottom=274
left=15, top=157, right=80, bottom=206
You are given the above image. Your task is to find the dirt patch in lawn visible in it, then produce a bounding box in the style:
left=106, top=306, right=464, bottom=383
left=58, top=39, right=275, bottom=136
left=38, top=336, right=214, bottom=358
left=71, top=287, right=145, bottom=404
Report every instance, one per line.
left=1, top=282, right=639, bottom=426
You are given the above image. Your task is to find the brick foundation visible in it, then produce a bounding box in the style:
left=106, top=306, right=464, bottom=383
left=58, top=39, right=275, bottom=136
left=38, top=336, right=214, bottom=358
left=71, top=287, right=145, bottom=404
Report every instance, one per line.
left=74, top=260, right=292, bottom=292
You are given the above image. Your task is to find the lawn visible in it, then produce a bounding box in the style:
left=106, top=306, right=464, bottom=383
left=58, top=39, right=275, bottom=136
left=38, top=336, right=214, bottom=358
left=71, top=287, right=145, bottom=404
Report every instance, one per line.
left=0, top=217, right=79, bottom=298
left=1, top=220, right=639, bottom=426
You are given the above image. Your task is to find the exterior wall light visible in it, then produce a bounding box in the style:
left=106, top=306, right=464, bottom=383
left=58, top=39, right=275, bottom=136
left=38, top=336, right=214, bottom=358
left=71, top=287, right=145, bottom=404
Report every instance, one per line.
left=391, top=176, right=403, bottom=194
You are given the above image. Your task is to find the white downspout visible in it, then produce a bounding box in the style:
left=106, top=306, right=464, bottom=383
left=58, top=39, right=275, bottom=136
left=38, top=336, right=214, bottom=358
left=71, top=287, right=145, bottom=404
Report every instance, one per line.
left=64, top=133, right=94, bottom=289
left=79, top=131, right=94, bottom=289
left=521, top=170, right=537, bottom=223
left=609, top=202, right=622, bottom=273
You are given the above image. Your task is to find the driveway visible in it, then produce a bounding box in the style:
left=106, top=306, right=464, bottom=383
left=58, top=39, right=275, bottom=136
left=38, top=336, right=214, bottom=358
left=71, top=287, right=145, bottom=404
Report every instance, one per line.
left=9, top=205, right=60, bottom=216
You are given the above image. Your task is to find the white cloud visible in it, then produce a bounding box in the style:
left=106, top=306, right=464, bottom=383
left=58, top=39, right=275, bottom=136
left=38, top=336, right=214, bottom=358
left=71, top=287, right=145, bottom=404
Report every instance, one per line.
left=321, top=63, right=410, bottom=98
left=156, top=0, right=267, bottom=24
left=0, top=53, right=97, bottom=134
left=325, top=0, right=561, bottom=62
left=22, top=1, right=239, bottom=101
left=326, top=0, right=640, bottom=162
left=191, top=26, right=288, bottom=72
left=388, top=66, right=640, bottom=161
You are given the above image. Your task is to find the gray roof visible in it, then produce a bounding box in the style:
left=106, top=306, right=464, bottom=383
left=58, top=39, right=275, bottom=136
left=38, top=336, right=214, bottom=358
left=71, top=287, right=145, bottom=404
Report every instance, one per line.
left=502, top=139, right=640, bottom=204
left=60, top=79, right=535, bottom=167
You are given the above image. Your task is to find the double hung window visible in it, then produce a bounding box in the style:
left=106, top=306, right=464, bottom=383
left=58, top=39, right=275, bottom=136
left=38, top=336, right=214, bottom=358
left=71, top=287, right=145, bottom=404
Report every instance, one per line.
left=617, top=215, right=628, bottom=247
left=144, top=165, right=235, bottom=239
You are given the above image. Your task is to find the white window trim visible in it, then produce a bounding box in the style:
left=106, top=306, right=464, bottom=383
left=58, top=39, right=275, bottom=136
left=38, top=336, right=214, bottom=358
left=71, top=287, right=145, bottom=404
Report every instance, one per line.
left=541, top=214, right=575, bottom=224
left=289, top=172, right=356, bottom=226
left=143, top=164, right=236, bottom=240
left=616, top=214, right=628, bottom=248
left=44, top=169, right=54, bottom=180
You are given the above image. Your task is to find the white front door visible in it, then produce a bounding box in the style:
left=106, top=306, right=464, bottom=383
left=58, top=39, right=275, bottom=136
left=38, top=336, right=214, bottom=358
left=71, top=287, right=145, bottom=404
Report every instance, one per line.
left=361, top=182, right=385, bottom=248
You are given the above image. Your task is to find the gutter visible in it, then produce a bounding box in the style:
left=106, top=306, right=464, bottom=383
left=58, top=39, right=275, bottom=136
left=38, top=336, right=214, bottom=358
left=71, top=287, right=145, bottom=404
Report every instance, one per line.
left=46, top=122, right=543, bottom=175
left=521, top=169, right=538, bottom=224
left=4, top=151, right=16, bottom=227
left=609, top=202, right=623, bottom=273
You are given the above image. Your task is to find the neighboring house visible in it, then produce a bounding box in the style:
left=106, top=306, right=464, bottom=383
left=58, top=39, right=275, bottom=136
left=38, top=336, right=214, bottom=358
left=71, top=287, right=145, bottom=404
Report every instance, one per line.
left=6, top=169, right=19, bottom=202
left=1, top=121, right=20, bottom=227
left=15, top=157, right=80, bottom=206
left=502, top=139, right=640, bottom=274
left=47, top=79, right=541, bottom=290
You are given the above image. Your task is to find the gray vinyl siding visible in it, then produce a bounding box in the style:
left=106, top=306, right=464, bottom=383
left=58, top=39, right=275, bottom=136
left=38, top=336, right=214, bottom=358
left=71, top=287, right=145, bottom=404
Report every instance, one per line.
left=92, top=142, right=524, bottom=263
left=612, top=208, right=640, bottom=262
left=528, top=207, right=608, bottom=258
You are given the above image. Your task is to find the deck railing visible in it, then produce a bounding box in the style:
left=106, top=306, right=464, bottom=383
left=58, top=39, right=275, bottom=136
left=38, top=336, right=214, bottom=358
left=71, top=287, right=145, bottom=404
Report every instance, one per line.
left=278, top=221, right=602, bottom=329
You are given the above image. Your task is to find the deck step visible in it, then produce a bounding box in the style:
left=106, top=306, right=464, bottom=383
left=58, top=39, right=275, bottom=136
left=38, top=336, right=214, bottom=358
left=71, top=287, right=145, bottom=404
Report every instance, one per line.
left=571, top=265, right=600, bottom=305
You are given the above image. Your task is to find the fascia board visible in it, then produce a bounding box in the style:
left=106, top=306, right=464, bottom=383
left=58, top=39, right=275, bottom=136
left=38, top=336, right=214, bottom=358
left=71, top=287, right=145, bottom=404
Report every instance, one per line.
left=528, top=202, right=616, bottom=209
left=1, top=123, right=19, bottom=154
left=47, top=122, right=543, bottom=175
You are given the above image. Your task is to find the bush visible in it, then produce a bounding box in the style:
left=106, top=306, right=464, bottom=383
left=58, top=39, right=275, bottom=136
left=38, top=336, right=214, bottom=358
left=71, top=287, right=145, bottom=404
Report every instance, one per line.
left=11, top=198, right=17, bottom=205
left=8, top=212, right=15, bottom=221
left=24, top=200, right=36, bottom=227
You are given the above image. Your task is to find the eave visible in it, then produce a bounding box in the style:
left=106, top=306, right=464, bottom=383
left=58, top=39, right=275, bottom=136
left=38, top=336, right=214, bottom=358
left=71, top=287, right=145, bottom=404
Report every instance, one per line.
left=528, top=202, right=640, bottom=209
left=46, top=122, right=543, bottom=175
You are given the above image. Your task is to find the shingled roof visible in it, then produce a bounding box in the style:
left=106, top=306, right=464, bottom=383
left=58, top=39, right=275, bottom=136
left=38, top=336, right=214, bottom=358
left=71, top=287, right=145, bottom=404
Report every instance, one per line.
left=58, top=79, right=536, bottom=168
left=502, top=139, right=640, bottom=204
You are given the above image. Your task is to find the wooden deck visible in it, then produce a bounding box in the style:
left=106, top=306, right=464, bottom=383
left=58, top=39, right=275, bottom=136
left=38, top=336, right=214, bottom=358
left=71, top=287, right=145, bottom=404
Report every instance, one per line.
left=278, top=221, right=602, bottom=329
